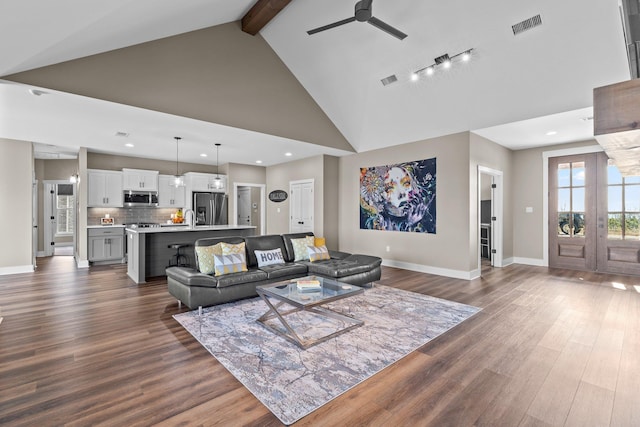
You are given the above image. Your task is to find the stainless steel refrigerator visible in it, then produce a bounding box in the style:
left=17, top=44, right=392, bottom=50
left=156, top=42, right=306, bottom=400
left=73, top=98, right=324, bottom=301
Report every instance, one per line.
left=193, top=192, right=228, bottom=225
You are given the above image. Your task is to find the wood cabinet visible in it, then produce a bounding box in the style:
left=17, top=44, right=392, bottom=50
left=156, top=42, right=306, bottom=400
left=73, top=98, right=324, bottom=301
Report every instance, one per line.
left=88, top=170, right=123, bottom=207
left=184, top=172, right=226, bottom=192
left=158, top=175, right=186, bottom=207
left=88, top=227, right=125, bottom=262
left=122, top=168, right=158, bottom=191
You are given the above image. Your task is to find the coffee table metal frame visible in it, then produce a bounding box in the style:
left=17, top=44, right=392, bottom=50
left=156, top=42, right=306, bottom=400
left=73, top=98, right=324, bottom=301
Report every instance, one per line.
left=256, top=276, right=364, bottom=349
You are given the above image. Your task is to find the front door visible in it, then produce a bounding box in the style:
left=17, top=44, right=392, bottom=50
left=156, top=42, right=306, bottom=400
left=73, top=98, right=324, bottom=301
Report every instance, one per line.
left=549, top=152, right=640, bottom=275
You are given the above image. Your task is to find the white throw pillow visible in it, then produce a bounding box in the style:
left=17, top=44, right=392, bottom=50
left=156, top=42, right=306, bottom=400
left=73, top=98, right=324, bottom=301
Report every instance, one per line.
left=255, top=248, right=285, bottom=267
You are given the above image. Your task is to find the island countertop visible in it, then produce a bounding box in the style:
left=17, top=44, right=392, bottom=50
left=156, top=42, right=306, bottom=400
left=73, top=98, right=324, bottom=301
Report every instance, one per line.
left=126, top=224, right=256, bottom=284
left=125, top=225, right=255, bottom=234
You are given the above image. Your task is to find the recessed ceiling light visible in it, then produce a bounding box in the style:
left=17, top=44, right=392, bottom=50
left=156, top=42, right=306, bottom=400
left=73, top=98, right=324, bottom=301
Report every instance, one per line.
left=546, top=131, right=557, bottom=136
left=125, top=143, right=134, bottom=148
left=285, top=152, right=292, bottom=157
left=426, top=67, right=434, bottom=76
left=410, top=73, right=419, bottom=82
left=256, top=160, right=263, bottom=164
left=200, top=153, right=207, bottom=157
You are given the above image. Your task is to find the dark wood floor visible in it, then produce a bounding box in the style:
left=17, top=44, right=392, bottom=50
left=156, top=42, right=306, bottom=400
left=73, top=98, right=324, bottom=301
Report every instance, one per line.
left=1, top=256, right=639, bottom=426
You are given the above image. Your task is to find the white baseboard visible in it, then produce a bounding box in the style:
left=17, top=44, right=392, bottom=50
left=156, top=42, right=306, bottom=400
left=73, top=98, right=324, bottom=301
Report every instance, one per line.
left=502, top=257, right=515, bottom=267
left=382, top=259, right=477, bottom=280
left=512, top=257, right=545, bottom=267
left=0, top=265, right=34, bottom=275
left=76, top=258, right=89, bottom=268
left=36, top=251, right=46, bottom=257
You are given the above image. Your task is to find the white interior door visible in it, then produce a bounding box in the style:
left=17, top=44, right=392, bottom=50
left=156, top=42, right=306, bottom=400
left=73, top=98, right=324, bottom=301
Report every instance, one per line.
left=237, top=187, right=252, bottom=226
left=32, top=180, right=38, bottom=267
left=290, top=180, right=314, bottom=233
left=44, top=182, right=56, bottom=256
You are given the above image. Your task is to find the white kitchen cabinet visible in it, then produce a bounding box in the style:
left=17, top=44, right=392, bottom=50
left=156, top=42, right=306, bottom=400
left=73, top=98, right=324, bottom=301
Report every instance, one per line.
left=158, top=175, right=186, bottom=207
left=88, top=170, right=123, bottom=207
left=122, top=168, right=158, bottom=191
left=184, top=172, right=227, bottom=192
left=88, top=227, right=124, bottom=262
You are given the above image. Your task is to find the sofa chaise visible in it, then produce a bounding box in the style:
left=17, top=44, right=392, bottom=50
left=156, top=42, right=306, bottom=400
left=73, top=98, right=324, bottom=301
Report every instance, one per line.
left=165, top=232, right=382, bottom=309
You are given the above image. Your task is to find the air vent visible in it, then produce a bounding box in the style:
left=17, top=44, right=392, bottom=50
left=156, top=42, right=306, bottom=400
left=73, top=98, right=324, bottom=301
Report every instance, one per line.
left=512, top=14, right=542, bottom=35
left=115, top=131, right=129, bottom=138
left=381, top=74, right=398, bottom=86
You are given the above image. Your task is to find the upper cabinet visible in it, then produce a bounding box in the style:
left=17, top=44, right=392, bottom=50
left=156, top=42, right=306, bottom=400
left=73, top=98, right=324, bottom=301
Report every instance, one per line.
left=122, top=168, right=158, bottom=191
left=184, top=172, right=227, bottom=192
left=158, top=175, right=186, bottom=208
left=88, top=170, right=123, bottom=207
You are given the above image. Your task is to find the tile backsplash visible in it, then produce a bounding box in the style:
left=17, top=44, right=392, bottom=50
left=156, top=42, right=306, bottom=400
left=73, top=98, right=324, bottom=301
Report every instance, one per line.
left=88, top=207, right=183, bottom=225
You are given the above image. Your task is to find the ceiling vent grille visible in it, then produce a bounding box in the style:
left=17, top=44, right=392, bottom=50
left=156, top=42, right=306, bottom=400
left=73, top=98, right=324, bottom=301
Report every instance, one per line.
left=115, top=131, right=129, bottom=138
left=512, top=14, right=542, bottom=35
left=381, top=74, right=398, bottom=86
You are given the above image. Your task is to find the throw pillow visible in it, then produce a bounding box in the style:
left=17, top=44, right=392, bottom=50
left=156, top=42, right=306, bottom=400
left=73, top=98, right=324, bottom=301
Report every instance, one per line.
left=220, top=241, right=246, bottom=256
left=314, top=236, right=326, bottom=247
left=254, top=248, right=285, bottom=267
left=291, top=236, right=315, bottom=261
left=214, top=253, right=248, bottom=276
left=308, top=245, right=330, bottom=262
left=195, top=243, right=222, bottom=275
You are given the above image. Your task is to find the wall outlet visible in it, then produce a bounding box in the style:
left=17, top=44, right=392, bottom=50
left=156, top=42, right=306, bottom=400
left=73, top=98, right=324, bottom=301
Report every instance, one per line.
left=386, top=245, right=390, bottom=252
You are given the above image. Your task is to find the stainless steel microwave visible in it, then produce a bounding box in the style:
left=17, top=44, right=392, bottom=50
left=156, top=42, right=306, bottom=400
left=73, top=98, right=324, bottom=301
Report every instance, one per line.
left=124, top=191, right=158, bottom=207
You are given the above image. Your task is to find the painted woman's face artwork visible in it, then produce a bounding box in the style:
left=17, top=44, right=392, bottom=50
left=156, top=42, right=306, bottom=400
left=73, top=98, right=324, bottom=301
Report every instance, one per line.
left=384, top=166, right=414, bottom=217
left=360, top=158, right=436, bottom=233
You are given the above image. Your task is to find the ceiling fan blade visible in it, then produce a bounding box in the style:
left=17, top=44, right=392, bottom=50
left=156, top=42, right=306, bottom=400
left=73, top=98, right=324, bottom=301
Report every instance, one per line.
left=368, top=16, right=407, bottom=40
left=307, top=16, right=356, bottom=35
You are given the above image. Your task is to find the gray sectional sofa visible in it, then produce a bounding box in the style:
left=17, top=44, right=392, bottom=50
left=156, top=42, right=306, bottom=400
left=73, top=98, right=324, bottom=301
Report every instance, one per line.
left=165, top=232, right=382, bottom=309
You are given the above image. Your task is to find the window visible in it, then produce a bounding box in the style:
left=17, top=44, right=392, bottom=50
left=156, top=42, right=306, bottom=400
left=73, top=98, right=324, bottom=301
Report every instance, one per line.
left=56, top=184, right=74, bottom=235
left=557, top=161, right=586, bottom=237
left=607, top=160, right=640, bottom=240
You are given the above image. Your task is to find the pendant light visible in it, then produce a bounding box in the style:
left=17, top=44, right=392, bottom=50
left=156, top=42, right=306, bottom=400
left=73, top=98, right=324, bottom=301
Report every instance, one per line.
left=214, top=143, right=222, bottom=189
left=173, top=136, right=185, bottom=187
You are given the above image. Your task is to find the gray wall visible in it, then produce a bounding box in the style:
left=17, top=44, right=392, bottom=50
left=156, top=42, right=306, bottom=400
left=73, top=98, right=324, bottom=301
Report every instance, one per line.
left=338, top=132, right=471, bottom=275
left=5, top=22, right=353, bottom=153
left=0, top=139, right=33, bottom=272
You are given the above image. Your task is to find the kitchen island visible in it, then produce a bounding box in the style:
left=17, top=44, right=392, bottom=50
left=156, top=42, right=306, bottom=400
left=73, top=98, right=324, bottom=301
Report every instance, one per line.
left=126, top=225, right=255, bottom=284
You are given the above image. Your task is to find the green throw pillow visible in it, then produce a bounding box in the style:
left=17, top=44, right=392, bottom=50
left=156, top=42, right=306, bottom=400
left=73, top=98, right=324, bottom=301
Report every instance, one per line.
left=195, top=243, right=221, bottom=275
left=291, top=236, right=315, bottom=261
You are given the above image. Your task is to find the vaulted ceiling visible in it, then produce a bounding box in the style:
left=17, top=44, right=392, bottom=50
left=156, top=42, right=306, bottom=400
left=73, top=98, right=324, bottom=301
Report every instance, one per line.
left=0, top=0, right=631, bottom=165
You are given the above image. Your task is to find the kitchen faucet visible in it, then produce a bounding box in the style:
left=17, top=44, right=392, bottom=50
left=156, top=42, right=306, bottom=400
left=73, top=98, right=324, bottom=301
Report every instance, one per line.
left=183, top=209, right=196, bottom=229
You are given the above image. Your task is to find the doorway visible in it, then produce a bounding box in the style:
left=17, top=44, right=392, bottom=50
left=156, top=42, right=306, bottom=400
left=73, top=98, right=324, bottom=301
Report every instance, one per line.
left=232, top=182, right=265, bottom=235
left=289, top=179, right=314, bottom=233
left=548, top=152, right=640, bottom=275
left=477, top=166, right=504, bottom=273
left=43, top=180, right=76, bottom=257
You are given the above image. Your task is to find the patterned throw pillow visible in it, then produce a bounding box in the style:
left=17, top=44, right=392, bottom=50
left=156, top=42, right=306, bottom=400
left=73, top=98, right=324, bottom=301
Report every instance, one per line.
left=221, top=241, right=246, bottom=256
left=291, top=236, right=315, bottom=261
left=314, top=237, right=326, bottom=247
left=254, top=248, right=285, bottom=267
left=308, top=245, right=330, bottom=262
left=195, top=243, right=222, bottom=275
left=214, top=253, right=248, bottom=276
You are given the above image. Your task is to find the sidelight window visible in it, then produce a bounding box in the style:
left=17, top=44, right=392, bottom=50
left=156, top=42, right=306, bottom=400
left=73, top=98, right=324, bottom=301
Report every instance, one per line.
left=56, top=184, right=75, bottom=236
left=607, top=160, right=640, bottom=240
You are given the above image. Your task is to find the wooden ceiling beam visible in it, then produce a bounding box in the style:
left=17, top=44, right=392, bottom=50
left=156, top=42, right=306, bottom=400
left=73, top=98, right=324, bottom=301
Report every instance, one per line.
left=242, top=0, right=293, bottom=35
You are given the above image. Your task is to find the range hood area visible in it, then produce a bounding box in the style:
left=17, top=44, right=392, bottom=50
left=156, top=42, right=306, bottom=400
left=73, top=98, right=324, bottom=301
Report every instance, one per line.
left=594, top=78, right=640, bottom=176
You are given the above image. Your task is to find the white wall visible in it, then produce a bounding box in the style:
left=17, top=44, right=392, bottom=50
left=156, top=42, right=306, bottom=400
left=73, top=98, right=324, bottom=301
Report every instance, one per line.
left=0, top=139, right=34, bottom=274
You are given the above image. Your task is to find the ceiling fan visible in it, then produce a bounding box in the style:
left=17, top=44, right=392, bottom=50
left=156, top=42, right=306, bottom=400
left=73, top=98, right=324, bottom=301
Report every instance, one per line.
left=307, top=0, right=407, bottom=40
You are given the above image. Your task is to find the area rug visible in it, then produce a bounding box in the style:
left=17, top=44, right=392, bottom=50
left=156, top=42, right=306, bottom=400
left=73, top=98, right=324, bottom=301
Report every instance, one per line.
left=173, top=285, right=480, bottom=425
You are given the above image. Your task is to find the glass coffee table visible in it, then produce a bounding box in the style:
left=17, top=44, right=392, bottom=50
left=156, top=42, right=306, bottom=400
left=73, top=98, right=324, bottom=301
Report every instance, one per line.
left=256, top=276, right=364, bottom=349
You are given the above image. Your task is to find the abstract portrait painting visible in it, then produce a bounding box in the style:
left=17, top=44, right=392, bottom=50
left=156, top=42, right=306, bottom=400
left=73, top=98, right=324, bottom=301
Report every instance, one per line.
left=360, top=158, right=436, bottom=233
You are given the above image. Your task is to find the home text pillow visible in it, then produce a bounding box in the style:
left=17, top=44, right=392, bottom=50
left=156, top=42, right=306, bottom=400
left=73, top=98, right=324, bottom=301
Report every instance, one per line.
left=308, top=245, right=330, bottom=262
left=291, top=236, right=315, bottom=261
left=195, top=243, right=222, bottom=275
left=314, top=236, right=326, bottom=247
left=214, top=253, right=248, bottom=276
left=220, top=241, right=246, bottom=256
left=254, top=248, right=285, bottom=267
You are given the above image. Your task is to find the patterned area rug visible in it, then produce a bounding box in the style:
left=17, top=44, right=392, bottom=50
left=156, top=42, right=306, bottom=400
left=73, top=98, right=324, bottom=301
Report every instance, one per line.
left=173, top=285, right=480, bottom=425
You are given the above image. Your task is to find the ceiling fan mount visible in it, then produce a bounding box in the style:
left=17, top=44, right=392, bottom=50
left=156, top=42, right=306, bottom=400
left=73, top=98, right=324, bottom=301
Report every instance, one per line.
left=307, top=0, right=407, bottom=40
